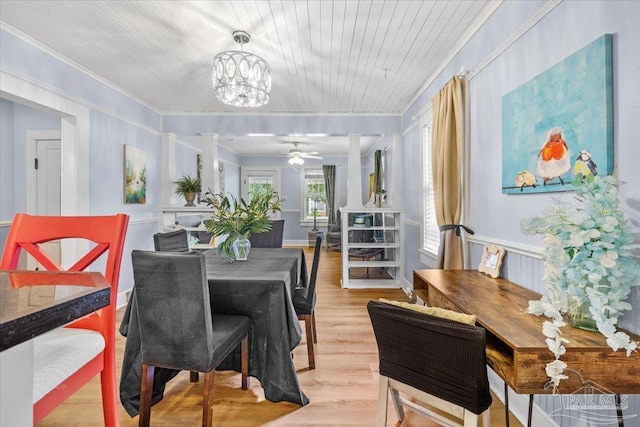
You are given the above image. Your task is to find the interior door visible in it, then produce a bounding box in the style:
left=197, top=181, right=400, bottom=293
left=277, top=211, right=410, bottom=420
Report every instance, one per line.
left=241, top=168, right=281, bottom=220
left=30, top=139, right=62, bottom=270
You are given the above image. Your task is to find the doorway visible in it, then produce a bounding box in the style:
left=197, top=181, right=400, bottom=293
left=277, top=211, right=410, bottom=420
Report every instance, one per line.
left=241, top=167, right=282, bottom=220
left=25, top=131, right=61, bottom=269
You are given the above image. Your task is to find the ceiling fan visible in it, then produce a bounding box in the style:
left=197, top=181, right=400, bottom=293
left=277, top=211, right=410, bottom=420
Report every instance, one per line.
left=287, top=142, right=323, bottom=165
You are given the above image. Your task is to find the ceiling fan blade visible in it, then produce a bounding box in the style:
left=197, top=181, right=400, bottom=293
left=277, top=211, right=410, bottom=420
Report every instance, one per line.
left=301, top=154, right=323, bottom=159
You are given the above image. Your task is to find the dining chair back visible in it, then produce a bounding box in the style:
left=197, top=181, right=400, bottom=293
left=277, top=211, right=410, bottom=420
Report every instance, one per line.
left=131, top=250, right=251, bottom=427
left=367, top=300, right=492, bottom=427
left=248, top=219, right=285, bottom=248
left=152, top=227, right=201, bottom=381
left=292, top=234, right=322, bottom=369
left=0, top=213, right=129, bottom=426
left=153, top=229, right=189, bottom=252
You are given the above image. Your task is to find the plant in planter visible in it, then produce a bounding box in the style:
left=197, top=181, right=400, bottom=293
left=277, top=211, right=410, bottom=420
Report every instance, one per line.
left=521, top=173, right=640, bottom=390
left=173, top=174, right=201, bottom=207
left=203, top=190, right=282, bottom=260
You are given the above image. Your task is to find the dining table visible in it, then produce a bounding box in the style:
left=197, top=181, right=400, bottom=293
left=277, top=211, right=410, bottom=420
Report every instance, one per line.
left=0, top=270, right=111, bottom=427
left=119, top=247, right=310, bottom=417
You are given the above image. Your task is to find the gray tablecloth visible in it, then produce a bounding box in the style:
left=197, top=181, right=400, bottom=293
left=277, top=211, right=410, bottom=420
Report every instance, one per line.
left=119, top=248, right=309, bottom=417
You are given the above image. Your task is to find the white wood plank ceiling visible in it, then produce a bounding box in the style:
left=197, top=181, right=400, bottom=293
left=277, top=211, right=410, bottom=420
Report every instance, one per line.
left=0, top=0, right=500, bottom=115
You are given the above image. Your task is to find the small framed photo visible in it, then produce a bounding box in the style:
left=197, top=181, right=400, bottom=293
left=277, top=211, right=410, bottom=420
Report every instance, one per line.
left=478, top=244, right=506, bottom=278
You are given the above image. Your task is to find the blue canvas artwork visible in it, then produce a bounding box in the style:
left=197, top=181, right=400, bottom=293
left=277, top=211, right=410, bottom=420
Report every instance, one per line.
left=501, top=34, right=613, bottom=194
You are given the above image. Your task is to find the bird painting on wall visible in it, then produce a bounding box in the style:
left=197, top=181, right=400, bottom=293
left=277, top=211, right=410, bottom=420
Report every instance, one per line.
left=514, top=170, right=537, bottom=191
left=537, top=126, right=571, bottom=186
left=574, top=149, right=598, bottom=178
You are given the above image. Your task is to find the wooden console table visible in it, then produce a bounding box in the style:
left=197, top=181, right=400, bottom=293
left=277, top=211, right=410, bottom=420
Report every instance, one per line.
left=413, top=269, right=640, bottom=426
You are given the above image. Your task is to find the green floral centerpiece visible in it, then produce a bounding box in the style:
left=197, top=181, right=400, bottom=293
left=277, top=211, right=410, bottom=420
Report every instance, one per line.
left=203, top=190, right=282, bottom=260
left=521, top=173, right=640, bottom=390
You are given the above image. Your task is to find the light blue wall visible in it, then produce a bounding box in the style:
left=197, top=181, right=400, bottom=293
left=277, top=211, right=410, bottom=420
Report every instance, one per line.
left=163, top=114, right=400, bottom=136
left=89, top=110, right=161, bottom=217
left=0, top=28, right=163, bottom=297
left=0, top=99, right=61, bottom=221
left=0, top=99, right=16, bottom=222
left=2, top=7, right=639, bottom=423
left=0, top=30, right=161, bottom=130
left=401, top=1, right=640, bottom=425
left=174, top=143, right=200, bottom=182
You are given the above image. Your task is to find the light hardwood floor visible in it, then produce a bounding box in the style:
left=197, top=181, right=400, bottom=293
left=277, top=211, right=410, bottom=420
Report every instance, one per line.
left=37, top=247, right=521, bottom=426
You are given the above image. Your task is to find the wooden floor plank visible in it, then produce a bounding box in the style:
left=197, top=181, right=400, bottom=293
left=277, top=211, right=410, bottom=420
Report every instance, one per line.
left=37, top=247, right=521, bottom=426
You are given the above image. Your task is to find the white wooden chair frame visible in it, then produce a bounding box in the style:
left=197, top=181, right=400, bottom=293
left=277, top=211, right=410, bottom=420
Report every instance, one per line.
left=378, top=375, right=491, bottom=427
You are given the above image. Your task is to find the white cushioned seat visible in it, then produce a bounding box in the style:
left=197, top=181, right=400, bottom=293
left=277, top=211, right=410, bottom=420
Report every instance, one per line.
left=33, top=328, right=105, bottom=402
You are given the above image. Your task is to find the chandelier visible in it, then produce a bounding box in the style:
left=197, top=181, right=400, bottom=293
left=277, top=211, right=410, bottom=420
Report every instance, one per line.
left=288, top=156, right=304, bottom=166
left=212, top=30, right=271, bottom=108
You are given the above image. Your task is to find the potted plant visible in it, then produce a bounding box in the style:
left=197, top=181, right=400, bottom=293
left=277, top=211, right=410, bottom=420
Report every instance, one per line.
left=521, top=173, right=640, bottom=390
left=203, top=190, right=282, bottom=260
left=173, top=174, right=201, bottom=207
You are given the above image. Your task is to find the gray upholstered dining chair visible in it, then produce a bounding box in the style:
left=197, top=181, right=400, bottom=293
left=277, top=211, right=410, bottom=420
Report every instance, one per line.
left=248, top=219, right=285, bottom=248
left=367, top=300, right=492, bottom=427
left=153, top=228, right=202, bottom=380
left=131, top=250, right=251, bottom=427
left=153, top=229, right=189, bottom=252
left=292, top=234, right=323, bottom=369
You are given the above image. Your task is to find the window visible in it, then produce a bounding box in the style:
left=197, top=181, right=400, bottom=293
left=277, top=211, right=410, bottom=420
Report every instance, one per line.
left=241, top=167, right=281, bottom=219
left=301, top=168, right=327, bottom=222
left=422, top=110, right=440, bottom=255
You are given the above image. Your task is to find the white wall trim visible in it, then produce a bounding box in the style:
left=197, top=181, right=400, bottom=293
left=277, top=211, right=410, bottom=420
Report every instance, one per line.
left=404, top=219, right=420, bottom=228
left=401, top=0, right=505, bottom=116
left=405, top=0, right=562, bottom=122
left=402, top=119, right=419, bottom=136
left=488, top=369, right=559, bottom=427
left=1, top=23, right=161, bottom=115
left=468, top=234, right=543, bottom=259
left=466, top=0, right=563, bottom=81
left=128, top=217, right=160, bottom=226
left=25, top=130, right=61, bottom=215
left=0, top=66, right=160, bottom=136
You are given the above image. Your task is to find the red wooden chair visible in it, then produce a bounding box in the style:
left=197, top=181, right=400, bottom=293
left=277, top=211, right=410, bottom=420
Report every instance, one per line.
left=0, top=213, right=129, bottom=426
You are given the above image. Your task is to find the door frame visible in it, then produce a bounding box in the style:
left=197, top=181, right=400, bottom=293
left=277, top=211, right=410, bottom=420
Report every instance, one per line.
left=241, top=167, right=282, bottom=220
left=26, top=130, right=61, bottom=215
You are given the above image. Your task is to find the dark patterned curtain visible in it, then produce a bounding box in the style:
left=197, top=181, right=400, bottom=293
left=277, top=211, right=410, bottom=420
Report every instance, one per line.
left=323, top=165, right=336, bottom=225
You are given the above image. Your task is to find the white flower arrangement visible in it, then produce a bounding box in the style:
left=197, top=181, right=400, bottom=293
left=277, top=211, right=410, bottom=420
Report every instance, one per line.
left=521, top=174, right=640, bottom=391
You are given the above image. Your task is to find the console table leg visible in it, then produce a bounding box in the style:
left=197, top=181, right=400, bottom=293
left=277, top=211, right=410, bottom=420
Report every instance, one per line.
left=527, top=394, right=533, bottom=427
left=504, top=382, right=510, bottom=427
left=616, top=394, right=624, bottom=427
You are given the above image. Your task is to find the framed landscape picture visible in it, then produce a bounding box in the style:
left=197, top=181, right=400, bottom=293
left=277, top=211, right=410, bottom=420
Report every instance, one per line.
left=124, top=145, right=146, bottom=204
left=501, top=34, right=613, bottom=194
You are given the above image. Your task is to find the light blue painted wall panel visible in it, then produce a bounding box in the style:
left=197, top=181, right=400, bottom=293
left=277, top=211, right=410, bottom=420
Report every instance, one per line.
left=174, top=143, right=200, bottom=180
left=0, top=29, right=160, bottom=130
left=12, top=103, right=61, bottom=215
left=89, top=111, right=160, bottom=218
left=163, top=114, right=400, bottom=136
left=0, top=99, right=15, bottom=221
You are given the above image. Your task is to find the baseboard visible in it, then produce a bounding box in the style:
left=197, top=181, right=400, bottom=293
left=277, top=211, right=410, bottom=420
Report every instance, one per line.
left=488, top=369, right=559, bottom=427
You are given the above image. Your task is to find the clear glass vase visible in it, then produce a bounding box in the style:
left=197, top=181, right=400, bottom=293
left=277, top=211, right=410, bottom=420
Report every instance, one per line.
left=569, top=301, right=598, bottom=332
left=231, top=233, right=251, bottom=261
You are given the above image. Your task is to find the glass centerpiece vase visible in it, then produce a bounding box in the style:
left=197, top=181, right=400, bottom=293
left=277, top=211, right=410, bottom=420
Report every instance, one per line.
left=231, top=232, right=251, bottom=261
